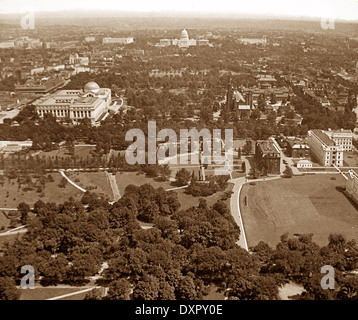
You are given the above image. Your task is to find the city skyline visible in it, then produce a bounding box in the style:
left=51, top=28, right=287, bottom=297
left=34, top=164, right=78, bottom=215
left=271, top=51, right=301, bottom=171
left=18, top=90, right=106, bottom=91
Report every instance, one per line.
left=0, top=0, right=358, bottom=21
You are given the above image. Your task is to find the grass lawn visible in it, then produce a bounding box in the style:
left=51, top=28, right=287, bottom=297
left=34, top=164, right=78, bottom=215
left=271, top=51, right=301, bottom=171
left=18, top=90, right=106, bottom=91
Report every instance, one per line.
left=0, top=233, right=21, bottom=250
left=0, top=211, right=10, bottom=230
left=67, top=172, right=113, bottom=200
left=240, top=174, right=358, bottom=248
left=19, top=287, right=89, bottom=300
left=344, top=151, right=358, bottom=167
left=0, top=173, right=83, bottom=209
left=116, top=171, right=233, bottom=211
left=34, top=145, right=95, bottom=160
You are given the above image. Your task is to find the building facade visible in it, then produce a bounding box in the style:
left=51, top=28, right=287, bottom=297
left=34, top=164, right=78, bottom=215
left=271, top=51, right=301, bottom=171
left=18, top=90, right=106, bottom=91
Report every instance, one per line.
left=34, top=82, right=111, bottom=123
left=307, top=129, right=344, bottom=166
left=102, top=37, right=134, bottom=45
left=286, top=139, right=310, bottom=158
left=324, top=128, right=353, bottom=151
left=255, top=140, right=281, bottom=175
left=172, top=29, right=197, bottom=48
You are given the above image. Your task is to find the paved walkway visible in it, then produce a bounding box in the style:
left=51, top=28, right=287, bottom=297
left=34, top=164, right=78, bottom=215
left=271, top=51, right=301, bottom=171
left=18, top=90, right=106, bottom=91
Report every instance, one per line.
left=106, top=171, right=121, bottom=202
left=230, top=177, right=249, bottom=251
left=59, top=170, right=87, bottom=193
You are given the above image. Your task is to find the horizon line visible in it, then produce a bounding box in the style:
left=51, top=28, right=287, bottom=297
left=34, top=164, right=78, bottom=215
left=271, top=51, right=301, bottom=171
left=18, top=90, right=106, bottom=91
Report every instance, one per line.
left=0, top=9, right=357, bottom=23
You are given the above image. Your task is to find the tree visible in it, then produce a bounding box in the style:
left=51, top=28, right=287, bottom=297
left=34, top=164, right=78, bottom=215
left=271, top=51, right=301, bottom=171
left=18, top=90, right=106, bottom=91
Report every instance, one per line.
left=283, top=165, right=293, bottom=178
left=0, top=277, right=20, bottom=300
left=175, top=168, right=191, bottom=186
left=107, top=279, right=131, bottom=300
left=175, top=276, right=197, bottom=300
left=133, top=275, right=160, bottom=300
left=18, top=202, right=30, bottom=225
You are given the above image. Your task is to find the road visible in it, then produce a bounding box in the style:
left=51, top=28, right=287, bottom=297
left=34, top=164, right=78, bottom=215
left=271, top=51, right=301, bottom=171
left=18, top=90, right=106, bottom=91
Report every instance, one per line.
left=230, top=177, right=249, bottom=251
left=270, top=137, right=302, bottom=175
left=230, top=175, right=282, bottom=251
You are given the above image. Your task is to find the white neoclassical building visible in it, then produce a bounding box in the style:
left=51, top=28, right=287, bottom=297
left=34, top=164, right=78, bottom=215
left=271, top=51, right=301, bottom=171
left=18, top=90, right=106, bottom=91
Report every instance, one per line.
left=172, top=29, right=197, bottom=48
left=34, top=82, right=111, bottom=123
left=307, top=129, right=344, bottom=167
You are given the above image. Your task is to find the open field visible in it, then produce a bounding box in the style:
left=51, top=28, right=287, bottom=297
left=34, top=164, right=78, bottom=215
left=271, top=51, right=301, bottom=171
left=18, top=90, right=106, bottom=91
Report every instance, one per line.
left=240, top=174, right=358, bottom=248
left=0, top=172, right=83, bottom=209
left=66, top=172, right=113, bottom=200
left=34, top=145, right=96, bottom=160
left=19, top=287, right=90, bottom=300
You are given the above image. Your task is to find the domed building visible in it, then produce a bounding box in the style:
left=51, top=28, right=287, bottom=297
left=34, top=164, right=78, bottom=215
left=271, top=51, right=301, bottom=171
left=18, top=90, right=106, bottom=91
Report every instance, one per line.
left=180, top=29, right=189, bottom=41
left=34, top=81, right=111, bottom=124
left=83, top=81, right=100, bottom=94
left=172, top=29, right=197, bottom=48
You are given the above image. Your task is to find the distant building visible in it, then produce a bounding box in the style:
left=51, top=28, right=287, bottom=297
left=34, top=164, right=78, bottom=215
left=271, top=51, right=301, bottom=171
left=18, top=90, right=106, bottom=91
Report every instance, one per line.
left=238, top=37, right=267, bottom=45
left=0, top=41, right=15, bottom=48
left=172, top=29, right=197, bottom=48
left=286, top=139, right=310, bottom=158
left=84, top=36, right=96, bottom=42
left=307, top=129, right=344, bottom=166
left=69, top=53, right=89, bottom=66
left=256, top=75, right=277, bottom=88
left=198, top=39, right=210, bottom=46
left=34, top=82, right=111, bottom=124
left=159, top=39, right=171, bottom=47
left=102, top=37, right=134, bottom=45
left=323, top=128, right=353, bottom=151
left=15, top=77, right=65, bottom=94
left=297, top=159, right=312, bottom=168
left=0, top=140, right=32, bottom=153
left=255, top=140, right=281, bottom=175
left=157, top=29, right=209, bottom=48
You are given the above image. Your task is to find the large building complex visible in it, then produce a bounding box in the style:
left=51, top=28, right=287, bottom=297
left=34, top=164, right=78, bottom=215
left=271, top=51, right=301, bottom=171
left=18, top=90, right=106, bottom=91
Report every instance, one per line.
left=323, top=128, right=353, bottom=151
left=172, top=29, right=197, bottom=48
left=34, top=82, right=111, bottom=123
left=157, top=29, right=202, bottom=48
left=307, top=129, right=344, bottom=166
left=255, top=140, right=281, bottom=175
left=102, top=37, right=134, bottom=45
left=15, top=77, right=65, bottom=94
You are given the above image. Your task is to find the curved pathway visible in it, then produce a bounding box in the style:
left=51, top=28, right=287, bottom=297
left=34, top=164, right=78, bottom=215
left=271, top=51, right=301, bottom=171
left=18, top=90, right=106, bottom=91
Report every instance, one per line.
left=230, top=177, right=249, bottom=251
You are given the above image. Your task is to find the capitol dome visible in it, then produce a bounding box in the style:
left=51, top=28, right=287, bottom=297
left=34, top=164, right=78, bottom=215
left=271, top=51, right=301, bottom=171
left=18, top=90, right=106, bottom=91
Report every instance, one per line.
left=83, top=81, right=100, bottom=94
left=181, top=29, right=189, bottom=41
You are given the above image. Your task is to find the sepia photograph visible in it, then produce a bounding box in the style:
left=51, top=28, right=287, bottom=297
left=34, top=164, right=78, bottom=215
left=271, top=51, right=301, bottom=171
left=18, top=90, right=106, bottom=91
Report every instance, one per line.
left=0, top=0, right=358, bottom=311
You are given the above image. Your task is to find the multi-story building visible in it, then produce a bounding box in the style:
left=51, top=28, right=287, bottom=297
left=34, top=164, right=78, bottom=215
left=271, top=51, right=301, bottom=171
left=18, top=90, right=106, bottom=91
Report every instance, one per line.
left=324, top=128, right=353, bottom=151
left=0, top=41, right=15, bottom=48
left=172, top=29, right=197, bottom=48
left=84, top=36, right=96, bottom=42
left=307, top=129, right=344, bottom=166
left=285, top=139, right=310, bottom=158
left=69, top=53, right=89, bottom=66
left=15, top=77, right=65, bottom=94
left=102, top=37, right=134, bottom=45
left=34, top=82, right=111, bottom=124
left=255, top=140, right=281, bottom=175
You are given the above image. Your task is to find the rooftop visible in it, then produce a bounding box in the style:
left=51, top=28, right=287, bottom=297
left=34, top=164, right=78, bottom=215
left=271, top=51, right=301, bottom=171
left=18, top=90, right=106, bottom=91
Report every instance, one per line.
left=311, top=129, right=335, bottom=146
left=256, top=140, right=280, bottom=154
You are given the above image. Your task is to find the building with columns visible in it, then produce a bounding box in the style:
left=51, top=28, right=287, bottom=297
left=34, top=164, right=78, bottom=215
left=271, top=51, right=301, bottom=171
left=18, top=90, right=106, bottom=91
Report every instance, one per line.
left=34, top=82, right=111, bottom=123
left=307, top=129, right=344, bottom=166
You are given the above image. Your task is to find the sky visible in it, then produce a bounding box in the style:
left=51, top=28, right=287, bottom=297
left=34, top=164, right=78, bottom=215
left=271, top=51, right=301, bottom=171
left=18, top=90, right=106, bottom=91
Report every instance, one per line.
left=0, top=0, right=357, bottom=21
